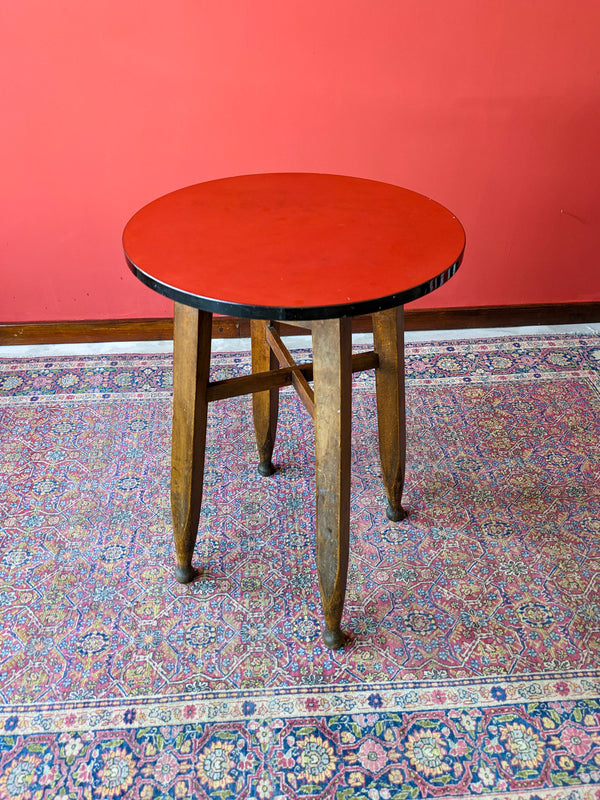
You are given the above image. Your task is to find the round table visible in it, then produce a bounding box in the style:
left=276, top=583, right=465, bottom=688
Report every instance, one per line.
left=123, top=173, right=465, bottom=649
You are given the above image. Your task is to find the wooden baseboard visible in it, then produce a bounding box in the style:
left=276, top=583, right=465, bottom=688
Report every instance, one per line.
left=1, top=303, right=598, bottom=346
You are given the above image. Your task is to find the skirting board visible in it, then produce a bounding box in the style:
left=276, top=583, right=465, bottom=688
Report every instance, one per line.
left=1, top=303, right=599, bottom=346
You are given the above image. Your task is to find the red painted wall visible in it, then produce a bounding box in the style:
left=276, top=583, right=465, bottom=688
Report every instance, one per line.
left=2, top=0, right=599, bottom=322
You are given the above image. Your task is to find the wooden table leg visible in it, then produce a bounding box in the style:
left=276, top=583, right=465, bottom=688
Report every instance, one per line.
left=171, top=303, right=212, bottom=583
left=312, top=318, right=352, bottom=649
left=372, top=306, right=407, bottom=521
left=251, top=320, right=279, bottom=476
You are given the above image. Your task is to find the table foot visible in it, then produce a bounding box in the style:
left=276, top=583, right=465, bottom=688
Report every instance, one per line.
left=386, top=502, right=407, bottom=522
left=175, top=564, right=200, bottom=584
left=258, top=459, right=276, bottom=476
left=322, top=627, right=348, bottom=650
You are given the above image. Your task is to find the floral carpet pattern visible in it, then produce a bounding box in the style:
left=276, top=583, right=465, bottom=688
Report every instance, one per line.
left=0, top=333, right=600, bottom=799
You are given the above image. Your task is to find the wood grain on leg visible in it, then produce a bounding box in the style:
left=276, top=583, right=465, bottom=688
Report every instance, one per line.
left=251, top=320, right=280, bottom=475
left=372, top=306, right=407, bottom=522
left=312, top=318, right=352, bottom=649
left=171, top=303, right=212, bottom=583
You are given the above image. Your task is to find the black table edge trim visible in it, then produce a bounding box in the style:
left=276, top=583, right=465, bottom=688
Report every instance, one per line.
left=125, top=252, right=464, bottom=322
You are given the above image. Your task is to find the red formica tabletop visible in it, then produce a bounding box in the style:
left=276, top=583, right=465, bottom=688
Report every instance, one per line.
left=123, top=173, right=465, bottom=321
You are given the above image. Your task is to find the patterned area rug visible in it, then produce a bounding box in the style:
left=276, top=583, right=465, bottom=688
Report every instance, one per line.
left=1, top=333, right=600, bottom=799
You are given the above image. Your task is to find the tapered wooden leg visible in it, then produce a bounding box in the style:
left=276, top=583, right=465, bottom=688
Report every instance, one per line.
left=312, top=318, right=352, bottom=649
left=251, top=320, right=279, bottom=476
left=171, top=303, right=212, bottom=583
left=372, top=306, right=407, bottom=522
